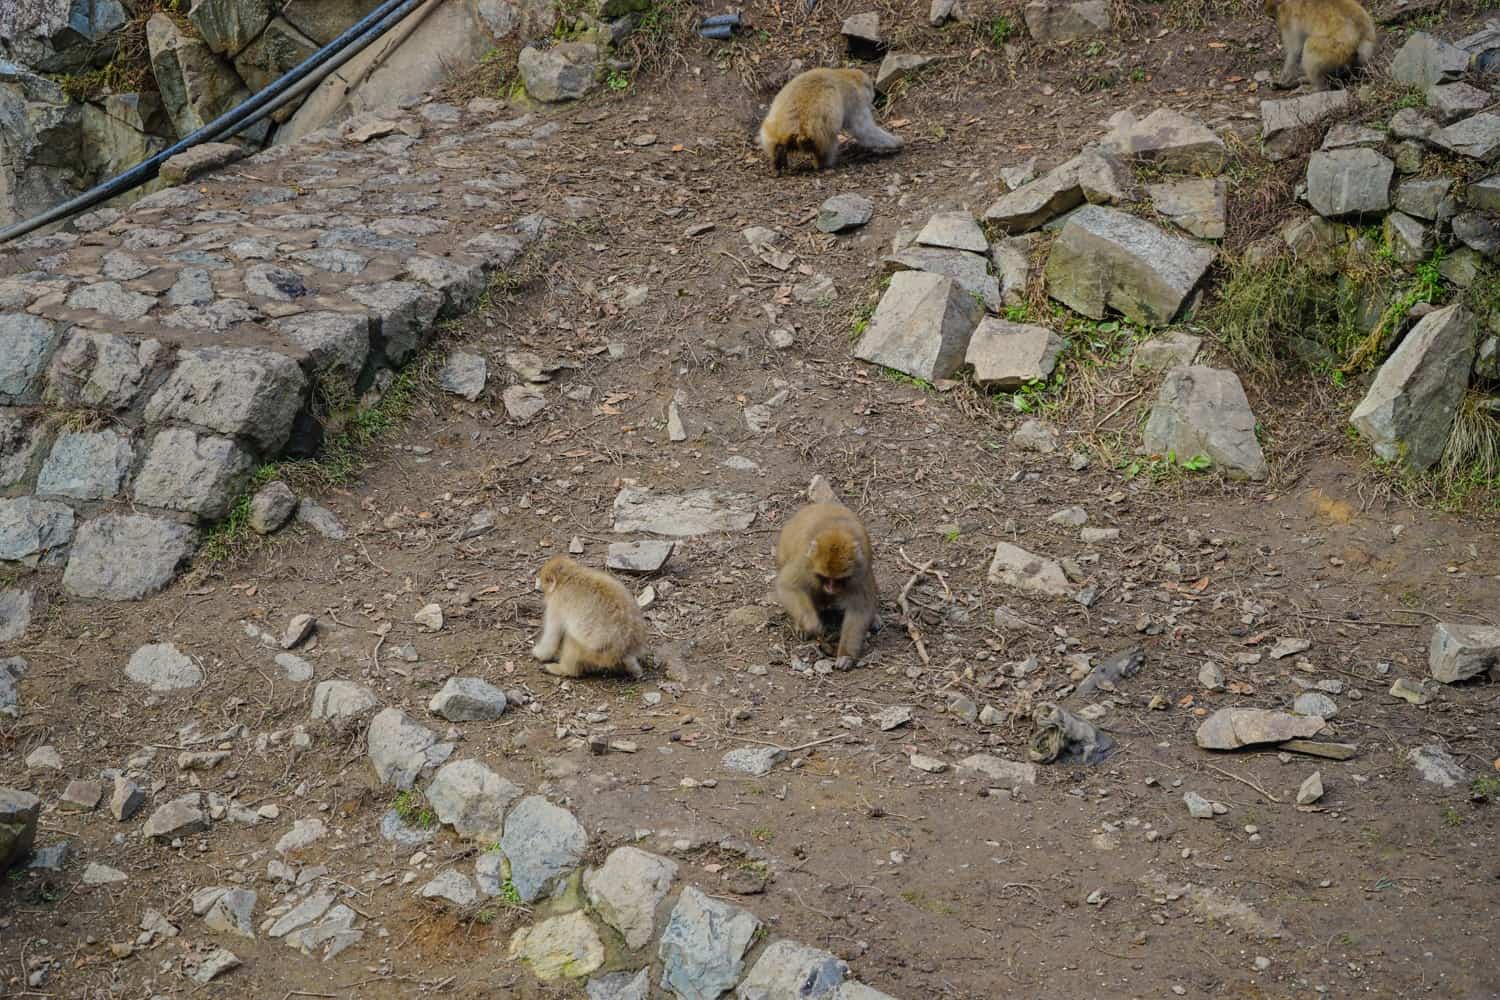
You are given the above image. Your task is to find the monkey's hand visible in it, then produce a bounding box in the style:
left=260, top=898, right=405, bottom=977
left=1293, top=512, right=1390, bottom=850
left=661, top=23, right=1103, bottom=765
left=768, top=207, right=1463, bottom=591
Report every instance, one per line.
left=794, top=612, right=823, bottom=638
left=834, top=655, right=856, bottom=671
left=531, top=642, right=556, bottom=662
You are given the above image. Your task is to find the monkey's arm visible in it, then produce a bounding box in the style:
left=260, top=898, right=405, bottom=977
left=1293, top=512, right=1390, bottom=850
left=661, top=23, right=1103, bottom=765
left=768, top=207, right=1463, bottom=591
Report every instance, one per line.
left=775, top=572, right=823, bottom=637
left=834, top=591, right=876, bottom=669
left=1277, top=28, right=1306, bottom=87
left=532, top=605, right=563, bottom=661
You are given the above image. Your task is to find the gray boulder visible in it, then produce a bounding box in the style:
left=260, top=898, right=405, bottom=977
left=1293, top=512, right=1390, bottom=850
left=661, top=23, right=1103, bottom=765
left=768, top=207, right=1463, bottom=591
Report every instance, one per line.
left=366, top=708, right=452, bottom=789
left=143, top=794, right=207, bottom=840
left=1428, top=622, right=1500, bottom=683
left=816, top=194, right=874, bottom=234
left=1044, top=206, right=1215, bottom=325
left=438, top=351, right=488, bottom=401
left=188, top=0, right=273, bottom=55
left=1195, top=708, right=1325, bottom=749
left=0, top=68, right=84, bottom=228
left=987, top=541, right=1071, bottom=596
left=607, top=540, right=674, bottom=573
left=499, top=795, right=588, bottom=902
left=1131, top=331, right=1201, bottom=371
left=1142, top=366, right=1267, bottom=480
left=1305, top=148, right=1393, bottom=218
left=310, top=680, right=380, bottom=720
left=0, top=497, right=75, bottom=568
left=983, top=149, right=1132, bottom=233
left=737, top=940, right=850, bottom=999
left=0, top=657, right=24, bottom=717
left=145, top=347, right=307, bottom=453
left=146, top=12, right=253, bottom=139
left=519, top=42, right=599, bottom=102
left=853, top=271, right=984, bottom=382
left=1427, top=83, right=1493, bottom=124
left=0, top=788, right=41, bottom=874
left=915, top=211, right=987, bottom=252
left=0, top=590, right=32, bottom=644
left=1023, top=0, right=1109, bottom=42
left=429, top=676, right=508, bottom=721
left=1350, top=305, right=1476, bottom=471
left=611, top=488, right=756, bottom=536
left=1389, top=32, right=1470, bottom=88
left=1453, top=213, right=1500, bottom=255
left=132, top=428, right=253, bottom=519
left=65, top=281, right=157, bottom=321
left=964, top=318, right=1064, bottom=389
left=583, top=847, right=679, bottom=949
left=1410, top=744, right=1467, bottom=788
left=281, top=0, right=384, bottom=45
left=0, top=314, right=58, bottom=403
left=1383, top=211, right=1430, bottom=264
left=62, top=513, right=196, bottom=599
left=248, top=481, right=297, bottom=534
left=275, top=312, right=370, bottom=395
left=881, top=247, right=1000, bottom=312
left=0, top=410, right=49, bottom=489
left=1395, top=176, right=1454, bottom=220
left=426, top=759, right=521, bottom=841
left=1469, top=174, right=1500, bottom=212
left=233, top=17, right=319, bottom=93
left=658, top=886, right=761, bottom=1000
left=1147, top=178, right=1227, bottom=239
left=125, top=642, right=203, bottom=691
left=347, top=281, right=443, bottom=365
left=1260, top=91, right=1353, bottom=161
left=1431, top=113, right=1500, bottom=162
left=36, top=429, right=134, bottom=500
left=43, top=330, right=160, bottom=410
left=1100, top=108, right=1227, bottom=172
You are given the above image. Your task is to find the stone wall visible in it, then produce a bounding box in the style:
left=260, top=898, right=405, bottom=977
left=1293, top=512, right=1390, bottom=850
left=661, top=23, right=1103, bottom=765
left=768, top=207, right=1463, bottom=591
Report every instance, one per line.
left=0, top=97, right=557, bottom=604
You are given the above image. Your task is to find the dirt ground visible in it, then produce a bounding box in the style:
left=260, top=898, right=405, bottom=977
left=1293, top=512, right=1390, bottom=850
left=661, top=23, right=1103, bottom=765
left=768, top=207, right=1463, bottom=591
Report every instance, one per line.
left=4, top=0, right=1500, bottom=997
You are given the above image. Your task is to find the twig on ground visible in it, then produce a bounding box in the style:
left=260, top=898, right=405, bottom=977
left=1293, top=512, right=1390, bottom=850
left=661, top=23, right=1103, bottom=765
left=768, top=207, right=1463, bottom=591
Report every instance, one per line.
left=1203, top=762, right=1281, bottom=804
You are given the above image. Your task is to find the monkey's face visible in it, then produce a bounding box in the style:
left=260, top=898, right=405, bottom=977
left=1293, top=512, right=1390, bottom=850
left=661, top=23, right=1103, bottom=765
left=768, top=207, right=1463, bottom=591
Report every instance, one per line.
left=816, top=572, right=850, bottom=597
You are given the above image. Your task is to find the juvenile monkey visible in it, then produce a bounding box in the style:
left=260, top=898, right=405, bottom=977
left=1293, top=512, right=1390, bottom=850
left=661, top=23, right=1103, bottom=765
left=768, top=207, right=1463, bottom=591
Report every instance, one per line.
left=532, top=556, right=647, bottom=679
left=1265, top=0, right=1376, bottom=91
left=774, top=502, right=880, bottom=669
left=758, top=68, right=903, bottom=173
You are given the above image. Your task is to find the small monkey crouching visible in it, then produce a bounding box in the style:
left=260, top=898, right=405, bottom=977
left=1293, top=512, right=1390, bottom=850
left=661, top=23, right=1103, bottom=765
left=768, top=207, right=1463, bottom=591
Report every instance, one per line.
left=759, top=68, right=903, bottom=173
left=532, top=556, right=647, bottom=679
left=1265, top=0, right=1376, bottom=91
left=774, top=502, right=881, bottom=669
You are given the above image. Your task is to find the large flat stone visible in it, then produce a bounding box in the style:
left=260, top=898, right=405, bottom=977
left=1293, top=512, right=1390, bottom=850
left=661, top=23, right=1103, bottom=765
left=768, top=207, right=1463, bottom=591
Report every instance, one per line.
left=1430, top=113, right=1500, bottom=162
left=737, top=940, right=850, bottom=999
left=1147, top=178, right=1227, bottom=239
left=583, top=847, right=679, bottom=950
left=36, top=429, right=134, bottom=500
left=366, top=708, right=451, bottom=790
left=0, top=411, right=49, bottom=489
left=1023, top=0, right=1109, bottom=42
left=963, top=318, right=1065, bottom=389
left=1428, top=622, right=1500, bottom=684
left=1260, top=91, right=1353, bottom=161
left=1305, top=148, right=1393, bottom=218
left=612, top=488, right=756, bottom=536
left=881, top=246, right=1000, bottom=312
left=62, top=513, right=197, bottom=599
left=1142, top=366, right=1268, bottom=480
left=132, top=427, right=253, bottom=519
left=1350, top=305, right=1476, bottom=471
left=274, top=312, right=371, bottom=395
left=1100, top=108, right=1227, bottom=172
left=144, top=347, right=307, bottom=453
left=658, top=886, right=761, bottom=1000
left=983, top=150, right=1132, bottom=233
left=0, top=314, right=58, bottom=403
left=987, top=541, right=1071, bottom=596
left=507, top=910, right=605, bottom=981
left=853, top=271, right=984, bottom=382
left=426, top=759, right=521, bottom=842
left=347, top=281, right=443, bottom=365
left=44, top=331, right=159, bottom=410
left=0, top=497, right=74, bottom=568
left=1389, top=31, right=1470, bottom=88
left=499, top=795, right=588, bottom=903
left=1195, top=708, right=1326, bottom=750
left=1044, top=205, right=1214, bottom=325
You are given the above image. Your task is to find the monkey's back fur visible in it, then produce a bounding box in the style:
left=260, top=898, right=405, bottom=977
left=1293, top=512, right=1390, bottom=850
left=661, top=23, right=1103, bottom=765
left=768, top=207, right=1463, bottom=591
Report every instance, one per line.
left=536, top=556, right=647, bottom=674
left=1266, top=0, right=1376, bottom=90
left=758, top=68, right=902, bottom=172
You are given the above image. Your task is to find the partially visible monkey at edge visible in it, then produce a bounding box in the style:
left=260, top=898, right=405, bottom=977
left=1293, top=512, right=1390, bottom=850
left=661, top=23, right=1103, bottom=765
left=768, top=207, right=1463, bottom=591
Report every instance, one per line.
left=1265, top=0, right=1376, bottom=91
left=774, top=502, right=881, bottom=670
left=759, top=67, right=903, bottom=173
left=532, top=555, right=647, bottom=679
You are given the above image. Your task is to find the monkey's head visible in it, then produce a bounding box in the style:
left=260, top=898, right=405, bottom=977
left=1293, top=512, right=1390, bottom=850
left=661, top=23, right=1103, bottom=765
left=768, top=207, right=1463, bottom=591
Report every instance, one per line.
left=536, top=555, right=574, bottom=594
left=1262, top=0, right=1280, bottom=17
left=808, top=531, right=861, bottom=597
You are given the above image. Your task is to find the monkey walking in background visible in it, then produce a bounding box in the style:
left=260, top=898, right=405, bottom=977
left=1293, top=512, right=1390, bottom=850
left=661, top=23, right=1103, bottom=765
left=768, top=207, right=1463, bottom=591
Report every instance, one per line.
left=1265, top=0, right=1376, bottom=91
left=759, top=68, right=903, bottom=173
left=774, top=502, right=881, bottom=670
left=532, top=556, right=647, bottom=679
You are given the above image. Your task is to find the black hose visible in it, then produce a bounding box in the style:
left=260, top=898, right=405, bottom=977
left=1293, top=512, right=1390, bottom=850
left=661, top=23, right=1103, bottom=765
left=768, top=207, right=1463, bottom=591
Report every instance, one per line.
left=0, top=0, right=426, bottom=244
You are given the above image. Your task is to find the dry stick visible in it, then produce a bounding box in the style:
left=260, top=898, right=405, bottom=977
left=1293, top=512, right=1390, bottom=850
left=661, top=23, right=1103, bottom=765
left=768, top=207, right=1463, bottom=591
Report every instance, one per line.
left=896, top=549, right=949, bottom=668
left=1094, top=388, right=1145, bottom=430
left=1203, top=762, right=1282, bottom=804
left=733, top=733, right=850, bottom=754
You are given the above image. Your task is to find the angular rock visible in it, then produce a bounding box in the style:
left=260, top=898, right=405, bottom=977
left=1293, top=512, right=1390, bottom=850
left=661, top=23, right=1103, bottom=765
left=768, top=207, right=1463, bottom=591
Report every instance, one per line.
left=0, top=787, right=40, bottom=873
left=1011, top=418, right=1059, bottom=453
left=1183, top=791, right=1215, bottom=819
left=65, top=281, right=156, bottom=321
left=589, top=969, right=651, bottom=1000
left=1294, top=691, right=1338, bottom=719
left=132, top=428, right=252, bottom=520
left=0, top=314, right=58, bottom=402
left=62, top=513, right=196, bottom=600
left=0, top=411, right=49, bottom=488
left=984, top=150, right=1133, bottom=233
left=274, top=311, right=371, bottom=395
left=267, top=891, right=333, bottom=937
left=1389, top=31, right=1470, bottom=88
left=1307, top=147, right=1394, bottom=218
left=508, top=910, right=606, bottom=981
left=612, top=488, right=756, bottom=536
left=439, top=351, right=487, bottom=401
left=145, top=347, right=307, bottom=453
left=987, top=541, right=1071, bottom=596
left=1195, top=708, right=1326, bottom=750
left=249, top=481, right=297, bottom=534
left=60, top=778, right=102, bottom=811
left=1409, top=744, right=1467, bottom=787
left=295, top=499, right=347, bottom=540
left=1453, top=213, right=1500, bottom=255
left=1430, top=113, right=1500, bottom=163
left=35, top=429, right=134, bottom=501
left=1297, top=771, right=1324, bottom=805
left=203, top=888, right=258, bottom=937
left=955, top=754, right=1037, bottom=788
left=82, top=862, right=128, bottom=885
left=991, top=235, right=1033, bottom=306
left=244, top=264, right=309, bottom=302
left=420, top=869, right=478, bottom=906
left=1395, top=177, right=1455, bottom=220
left=233, top=17, right=318, bottom=94
left=583, top=847, right=679, bottom=949
left=1259, top=90, right=1353, bottom=160
left=1132, top=331, right=1202, bottom=371
left=1384, top=211, right=1430, bottom=264
left=0, top=591, right=32, bottom=644
left=1044, top=206, right=1214, bottom=325
left=110, top=777, right=145, bottom=821
left=0, top=497, right=74, bottom=568
left=519, top=42, right=599, bottom=102
left=874, top=52, right=937, bottom=92
left=1428, top=622, right=1500, bottom=683
left=347, top=282, right=443, bottom=365
left=143, top=794, right=207, bottom=840
left=188, top=0, right=273, bottom=56
left=126, top=642, right=203, bottom=691
left=1427, top=83, right=1493, bottom=124
left=44, top=330, right=159, bottom=410
left=427, top=759, right=521, bottom=841
left=1321, top=122, right=1384, bottom=150
left=816, top=194, right=874, bottom=234
left=722, top=747, right=784, bottom=776
left=1024, top=0, right=1109, bottom=42
left=429, top=677, right=508, bottom=722
left=1389, top=107, right=1439, bottom=142
left=915, top=211, right=987, bottom=252
left=964, top=318, right=1064, bottom=390
left=1349, top=305, right=1476, bottom=471
left=189, top=947, right=240, bottom=985
left=606, top=540, right=673, bottom=573
left=499, top=795, right=588, bottom=902
left=405, top=255, right=486, bottom=316
left=1142, top=366, right=1268, bottom=480
left=1469, top=173, right=1500, bottom=213
left=737, top=940, right=850, bottom=999
left=881, top=246, right=1000, bottom=312
left=146, top=13, right=252, bottom=139
left=159, top=142, right=244, bottom=185
left=658, top=886, right=761, bottom=1000
left=1101, top=108, right=1227, bottom=173
left=853, top=271, right=984, bottom=382
left=1147, top=178, right=1227, bottom=239
left=366, top=708, right=451, bottom=789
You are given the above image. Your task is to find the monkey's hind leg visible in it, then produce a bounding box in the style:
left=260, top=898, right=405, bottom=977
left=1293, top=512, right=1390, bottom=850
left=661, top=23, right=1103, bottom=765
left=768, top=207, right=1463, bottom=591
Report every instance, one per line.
left=622, top=654, right=645, bottom=680
left=543, top=635, right=591, bottom=678
left=1276, top=31, right=1306, bottom=88
left=846, top=104, right=903, bottom=154
left=531, top=607, right=562, bottom=662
